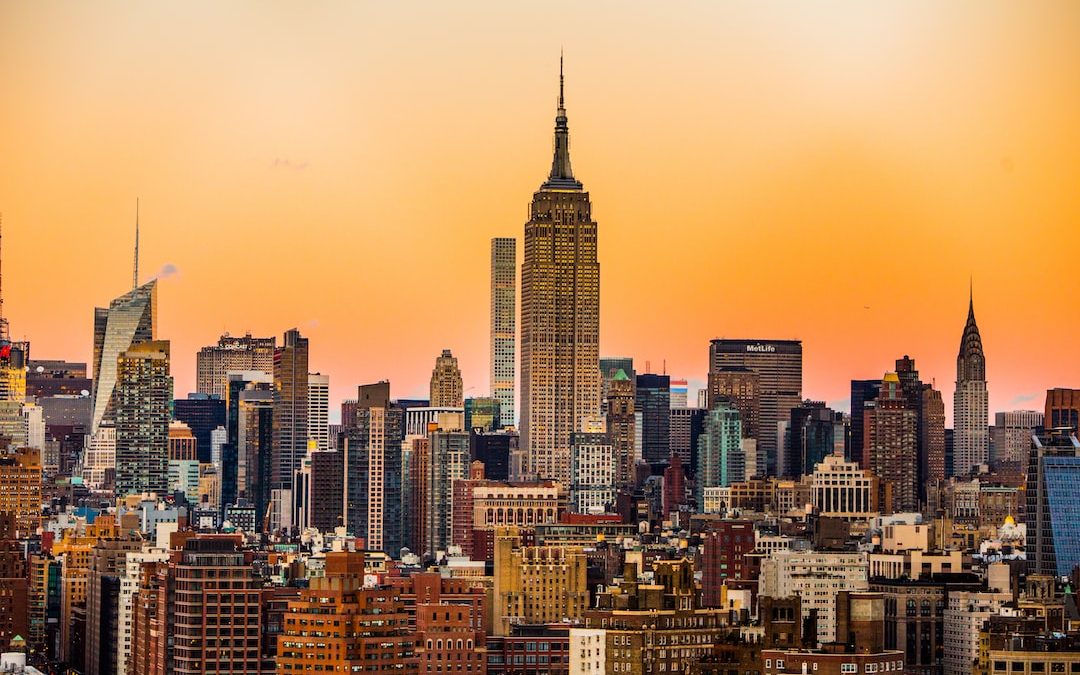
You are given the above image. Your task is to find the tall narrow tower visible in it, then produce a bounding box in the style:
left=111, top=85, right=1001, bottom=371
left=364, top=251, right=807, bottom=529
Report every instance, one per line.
left=519, top=57, right=601, bottom=482
left=953, top=287, right=989, bottom=476
left=490, top=237, right=516, bottom=424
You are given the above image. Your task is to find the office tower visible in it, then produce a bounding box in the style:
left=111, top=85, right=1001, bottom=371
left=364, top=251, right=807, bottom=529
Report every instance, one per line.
left=921, top=385, right=947, bottom=488
left=344, top=382, right=403, bottom=554
left=695, top=401, right=744, bottom=508
left=194, top=332, right=275, bottom=398
left=490, top=237, right=517, bottom=424
left=167, top=421, right=199, bottom=502
left=308, top=372, right=329, bottom=450
left=894, top=355, right=946, bottom=503
left=864, top=372, right=919, bottom=514
left=225, top=372, right=274, bottom=528
left=1025, top=428, right=1080, bottom=576
left=171, top=537, right=262, bottom=673
left=669, top=378, right=689, bottom=408
left=271, top=328, right=308, bottom=529
left=464, top=396, right=501, bottom=431
left=991, top=410, right=1044, bottom=466
left=520, top=60, right=602, bottom=484
left=278, top=551, right=417, bottom=672
left=172, top=393, right=225, bottom=463
left=1044, top=388, right=1080, bottom=434
left=0, top=447, right=42, bottom=536
left=669, top=405, right=705, bottom=468
left=606, top=369, right=636, bottom=489
left=429, top=349, right=463, bottom=408
left=570, top=430, right=615, bottom=514
left=849, top=379, right=883, bottom=467
left=635, top=374, right=671, bottom=464
left=953, top=291, right=989, bottom=475
left=785, top=401, right=844, bottom=478
left=114, top=340, right=172, bottom=497
left=91, top=280, right=156, bottom=435
left=22, top=402, right=44, bottom=449
left=422, top=413, right=470, bottom=560
left=709, top=340, right=802, bottom=477
left=403, top=405, right=464, bottom=436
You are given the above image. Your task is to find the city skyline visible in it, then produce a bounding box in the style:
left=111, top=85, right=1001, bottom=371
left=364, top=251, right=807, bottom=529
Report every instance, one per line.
left=3, top=2, right=1080, bottom=420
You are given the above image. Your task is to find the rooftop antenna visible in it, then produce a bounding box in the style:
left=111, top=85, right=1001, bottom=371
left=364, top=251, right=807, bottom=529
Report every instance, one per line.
left=0, top=213, right=7, bottom=342
left=133, top=198, right=140, bottom=290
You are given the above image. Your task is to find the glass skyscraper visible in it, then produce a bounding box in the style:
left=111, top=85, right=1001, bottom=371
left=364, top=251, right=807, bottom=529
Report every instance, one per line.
left=1026, top=429, right=1080, bottom=577
left=91, top=280, right=157, bottom=435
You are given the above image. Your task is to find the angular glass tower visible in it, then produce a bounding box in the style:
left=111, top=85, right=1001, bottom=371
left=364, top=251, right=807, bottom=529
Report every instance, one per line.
left=91, top=279, right=157, bottom=435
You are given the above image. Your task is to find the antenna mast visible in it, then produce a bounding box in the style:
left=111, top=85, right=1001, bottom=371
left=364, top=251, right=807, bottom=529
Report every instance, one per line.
left=0, top=213, right=7, bottom=342
left=132, top=199, right=140, bottom=290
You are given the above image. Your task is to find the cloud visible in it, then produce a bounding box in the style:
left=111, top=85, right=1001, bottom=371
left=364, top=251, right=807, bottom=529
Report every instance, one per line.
left=272, top=157, right=309, bottom=171
left=1009, top=392, right=1039, bottom=406
left=156, top=263, right=179, bottom=279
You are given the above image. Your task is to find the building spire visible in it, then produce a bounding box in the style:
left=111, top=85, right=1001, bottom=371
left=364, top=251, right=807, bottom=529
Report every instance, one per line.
left=133, top=198, right=139, bottom=290
left=543, top=52, right=582, bottom=190
left=0, top=213, right=7, bottom=342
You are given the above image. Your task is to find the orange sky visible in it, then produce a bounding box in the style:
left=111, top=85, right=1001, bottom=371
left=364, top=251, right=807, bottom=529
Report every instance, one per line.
left=2, top=1, right=1079, bottom=422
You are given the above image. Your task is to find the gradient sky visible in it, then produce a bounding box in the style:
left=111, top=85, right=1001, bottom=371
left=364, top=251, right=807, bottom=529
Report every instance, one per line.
left=2, top=1, right=1079, bottom=422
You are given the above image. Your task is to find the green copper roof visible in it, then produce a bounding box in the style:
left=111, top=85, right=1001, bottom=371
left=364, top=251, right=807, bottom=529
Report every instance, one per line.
left=612, top=369, right=630, bottom=381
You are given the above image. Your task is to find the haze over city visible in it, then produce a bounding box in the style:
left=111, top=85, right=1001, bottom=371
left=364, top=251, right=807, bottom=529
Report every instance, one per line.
left=3, top=1, right=1079, bottom=419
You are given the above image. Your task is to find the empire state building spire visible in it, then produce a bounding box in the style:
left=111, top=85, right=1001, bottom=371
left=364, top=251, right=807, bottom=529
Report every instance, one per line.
left=543, top=54, right=582, bottom=190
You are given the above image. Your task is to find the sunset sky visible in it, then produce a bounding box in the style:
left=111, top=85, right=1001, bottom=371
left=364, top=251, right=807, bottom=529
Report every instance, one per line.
left=2, top=1, right=1079, bottom=422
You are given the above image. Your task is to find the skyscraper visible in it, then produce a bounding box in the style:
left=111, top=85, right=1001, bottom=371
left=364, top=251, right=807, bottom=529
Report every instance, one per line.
left=429, top=349, right=463, bottom=408
left=344, top=382, right=403, bottom=554
left=864, top=372, right=919, bottom=514
left=520, top=58, right=601, bottom=483
left=695, top=401, right=744, bottom=508
left=953, top=290, right=989, bottom=476
left=91, top=280, right=157, bottom=435
left=172, top=393, right=225, bottom=464
left=636, top=373, right=671, bottom=465
left=114, top=340, right=172, bottom=497
left=194, top=333, right=275, bottom=398
left=271, top=328, right=308, bottom=530
left=308, top=372, right=330, bottom=451
left=849, top=379, right=883, bottom=468
left=990, top=410, right=1043, bottom=467
left=1025, top=428, right=1080, bottom=577
left=490, top=237, right=516, bottom=424
left=606, top=369, right=636, bottom=489
left=708, top=339, right=802, bottom=477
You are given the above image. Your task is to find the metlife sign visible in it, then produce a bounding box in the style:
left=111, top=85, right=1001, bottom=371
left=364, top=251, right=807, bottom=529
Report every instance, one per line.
left=745, top=344, right=776, bottom=353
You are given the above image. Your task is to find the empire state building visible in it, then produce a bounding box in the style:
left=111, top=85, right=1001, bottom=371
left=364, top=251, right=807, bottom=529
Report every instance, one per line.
left=519, top=59, right=601, bottom=482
